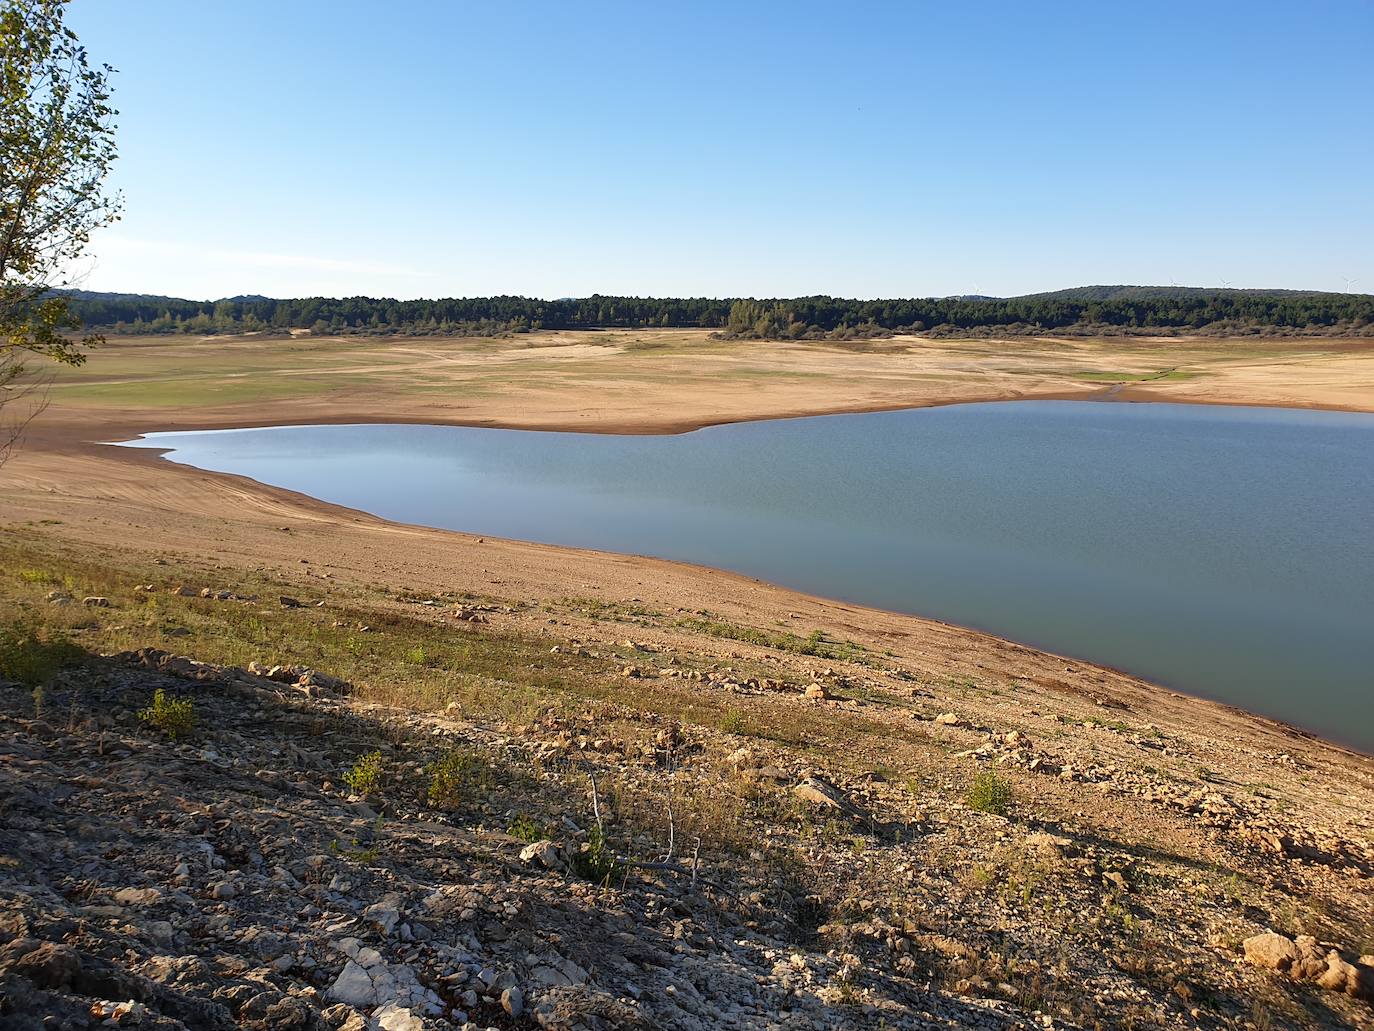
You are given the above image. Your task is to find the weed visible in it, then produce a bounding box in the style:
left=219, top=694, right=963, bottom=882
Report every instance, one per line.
left=965, top=770, right=1013, bottom=816
left=0, top=618, right=81, bottom=687
left=138, top=688, right=197, bottom=740
left=677, top=616, right=870, bottom=663
left=343, top=750, right=386, bottom=796
left=426, top=747, right=495, bottom=809
left=507, top=814, right=553, bottom=843
left=573, top=823, right=621, bottom=885
left=720, top=708, right=750, bottom=735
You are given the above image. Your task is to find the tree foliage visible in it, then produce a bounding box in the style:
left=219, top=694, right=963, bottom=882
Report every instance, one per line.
left=61, top=286, right=1374, bottom=340
left=1, top=0, right=120, bottom=457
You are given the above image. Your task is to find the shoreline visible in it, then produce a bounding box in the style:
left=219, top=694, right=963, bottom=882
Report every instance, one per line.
left=70, top=396, right=1374, bottom=761
left=10, top=335, right=1374, bottom=768
left=50, top=383, right=1374, bottom=448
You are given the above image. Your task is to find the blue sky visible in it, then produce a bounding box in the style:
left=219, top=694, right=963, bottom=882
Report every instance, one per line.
left=68, top=0, right=1373, bottom=300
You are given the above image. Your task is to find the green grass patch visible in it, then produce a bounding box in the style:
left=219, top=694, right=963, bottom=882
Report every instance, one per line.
left=676, top=616, right=868, bottom=663
left=0, top=617, right=83, bottom=687
left=138, top=687, right=197, bottom=740
left=965, top=770, right=1014, bottom=816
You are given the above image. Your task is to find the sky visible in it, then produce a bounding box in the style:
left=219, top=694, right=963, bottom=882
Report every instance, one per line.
left=66, top=0, right=1374, bottom=301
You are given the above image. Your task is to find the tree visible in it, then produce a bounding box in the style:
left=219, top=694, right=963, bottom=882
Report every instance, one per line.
left=1, top=0, right=120, bottom=461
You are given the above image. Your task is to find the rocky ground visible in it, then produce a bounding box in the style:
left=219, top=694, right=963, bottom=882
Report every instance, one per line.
left=1, top=599, right=1372, bottom=1029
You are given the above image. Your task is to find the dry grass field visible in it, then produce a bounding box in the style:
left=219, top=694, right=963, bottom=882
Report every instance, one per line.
left=33, top=330, right=1374, bottom=441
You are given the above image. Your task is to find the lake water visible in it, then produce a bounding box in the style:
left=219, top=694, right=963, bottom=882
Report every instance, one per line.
left=122, top=402, right=1374, bottom=751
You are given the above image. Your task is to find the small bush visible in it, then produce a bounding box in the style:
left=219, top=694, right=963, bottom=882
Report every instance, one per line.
left=426, top=747, right=495, bottom=809
left=965, top=770, right=1013, bottom=815
left=138, top=688, right=197, bottom=740
left=507, top=814, right=553, bottom=843
left=574, top=824, right=621, bottom=885
left=720, top=708, right=750, bottom=735
left=343, top=750, right=385, bottom=796
left=0, top=619, right=81, bottom=687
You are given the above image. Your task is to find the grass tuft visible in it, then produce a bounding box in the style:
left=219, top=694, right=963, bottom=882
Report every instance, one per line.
left=965, top=770, right=1013, bottom=816
left=138, top=687, right=197, bottom=740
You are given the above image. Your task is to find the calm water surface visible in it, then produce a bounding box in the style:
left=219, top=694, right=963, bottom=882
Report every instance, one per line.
left=123, top=402, right=1374, bottom=750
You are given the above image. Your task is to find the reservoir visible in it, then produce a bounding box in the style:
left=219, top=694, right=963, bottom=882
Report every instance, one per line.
left=122, top=401, right=1374, bottom=751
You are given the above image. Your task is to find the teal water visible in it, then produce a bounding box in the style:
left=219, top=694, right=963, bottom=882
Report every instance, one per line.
left=122, top=401, right=1374, bottom=751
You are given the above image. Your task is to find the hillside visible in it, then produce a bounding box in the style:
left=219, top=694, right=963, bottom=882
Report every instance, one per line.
left=1012, top=286, right=1357, bottom=303
left=2, top=533, right=1372, bottom=1030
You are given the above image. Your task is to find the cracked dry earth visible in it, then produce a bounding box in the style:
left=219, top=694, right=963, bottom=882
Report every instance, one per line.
left=1, top=644, right=1372, bottom=1030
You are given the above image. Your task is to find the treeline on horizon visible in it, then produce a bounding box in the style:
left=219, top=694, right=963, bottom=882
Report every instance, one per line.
left=59, top=287, right=1374, bottom=339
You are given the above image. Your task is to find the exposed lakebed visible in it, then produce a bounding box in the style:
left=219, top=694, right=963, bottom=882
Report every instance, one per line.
left=122, top=401, right=1374, bottom=750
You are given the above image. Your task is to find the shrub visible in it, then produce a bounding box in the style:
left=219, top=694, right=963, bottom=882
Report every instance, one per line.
left=507, top=814, right=553, bottom=843
left=343, top=750, right=385, bottom=796
left=573, top=824, right=620, bottom=885
left=720, top=708, right=750, bottom=735
left=0, top=619, right=81, bottom=687
left=426, top=747, right=494, bottom=809
left=138, top=688, right=197, bottom=740
left=965, top=770, right=1013, bottom=816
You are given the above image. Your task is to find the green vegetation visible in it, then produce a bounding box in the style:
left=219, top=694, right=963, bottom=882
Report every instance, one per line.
left=965, top=770, right=1014, bottom=816
left=2, top=0, right=120, bottom=455
left=720, top=707, right=751, bottom=735
left=574, top=823, right=621, bottom=886
left=342, top=750, right=385, bottom=796
left=59, top=286, right=1374, bottom=339
left=678, top=617, right=868, bottom=662
left=138, top=688, right=197, bottom=740
left=0, top=617, right=80, bottom=687
left=425, top=747, right=496, bottom=809
left=507, top=814, right=554, bottom=843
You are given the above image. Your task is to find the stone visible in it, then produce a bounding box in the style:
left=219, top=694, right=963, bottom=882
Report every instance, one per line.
left=320, top=1005, right=367, bottom=1031
left=519, top=840, right=564, bottom=871
left=804, top=683, right=832, bottom=701
left=1242, top=932, right=1374, bottom=1001
left=792, top=776, right=867, bottom=821
left=326, top=940, right=441, bottom=1013
left=89, top=1000, right=146, bottom=1025
left=4, top=940, right=82, bottom=987
left=934, top=712, right=965, bottom=726
left=374, top=1003, right=425, bottom=1031
left=364, top=895, right=404, bottom=936
left=328, top=961, right=377, bottom=1008
left=501, top=986, right=524, bottom=1019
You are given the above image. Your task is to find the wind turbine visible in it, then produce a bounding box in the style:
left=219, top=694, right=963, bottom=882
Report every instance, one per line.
left=1219, top=277, right=1232, bottom=289
left=1343, top=276, right=1358, bottom=293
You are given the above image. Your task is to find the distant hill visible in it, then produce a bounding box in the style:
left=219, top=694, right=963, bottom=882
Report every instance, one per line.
left=1010, top=285, right=1355, bottom=303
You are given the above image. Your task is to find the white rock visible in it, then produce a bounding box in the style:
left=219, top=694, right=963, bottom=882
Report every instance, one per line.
left=373, top=1003, right=425, bottom=1031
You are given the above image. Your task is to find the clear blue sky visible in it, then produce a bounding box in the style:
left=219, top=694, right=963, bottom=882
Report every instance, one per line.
left=67, top=0, right=1373, bottom=300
